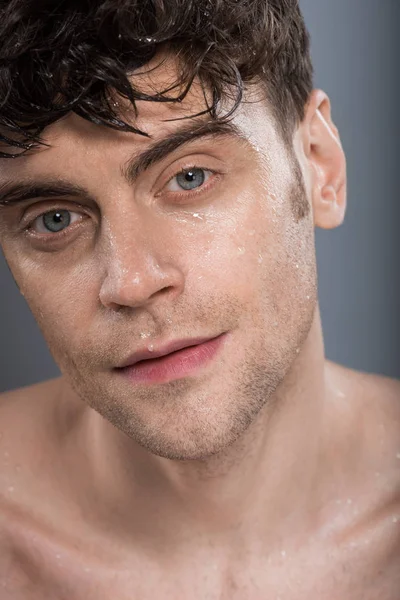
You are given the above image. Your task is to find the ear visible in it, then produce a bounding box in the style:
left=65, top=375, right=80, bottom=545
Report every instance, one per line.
left=300, top=89, right=347, bottom=229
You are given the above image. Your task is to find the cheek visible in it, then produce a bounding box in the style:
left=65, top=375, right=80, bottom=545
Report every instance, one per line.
left=182, top=178, right=315, bottom=306
left=182, top=204, right=268, bottom=332
left=203, top=187, right=317, bottom=332
left=183, top=205, right=261, bottom=294
left=5, top=250, right=95, bottom=365
left=259, top=220, right=317, bottom=350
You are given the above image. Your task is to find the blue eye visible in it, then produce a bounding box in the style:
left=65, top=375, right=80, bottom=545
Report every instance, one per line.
left=41, top=210, right=71, bottom=233
left=172, top=168, right=208, bottom=191
left=30, top=209, right=81, bottom=234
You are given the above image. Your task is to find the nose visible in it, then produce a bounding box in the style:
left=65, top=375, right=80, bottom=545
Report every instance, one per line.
left=98, top=223, right=185, bottom=312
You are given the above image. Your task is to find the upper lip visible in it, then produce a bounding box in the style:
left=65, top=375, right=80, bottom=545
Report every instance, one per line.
left=115, top=335, right=221, bottom=369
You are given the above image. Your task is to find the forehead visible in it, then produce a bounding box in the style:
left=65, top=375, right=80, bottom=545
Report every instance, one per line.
left=0, top=52, right=281, bottom=180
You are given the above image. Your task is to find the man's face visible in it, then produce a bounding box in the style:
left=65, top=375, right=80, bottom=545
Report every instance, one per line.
left=0, top=56, right=318, bottom=460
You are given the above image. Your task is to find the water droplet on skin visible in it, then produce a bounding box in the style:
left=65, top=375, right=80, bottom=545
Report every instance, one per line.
left=132, top=276, right=140, bottom=285
left=198, top=276, right=203, bottom=280
left=192, top=213, right=203, bottom=220
left=295, top=264, right=299, bottom=269
left=306, top=295, right=310, bottom=300
left=237, top=247, right=245, bottom=255
left=148, top=344, right=154, bottom=352
left=295, top=348, right=300, bottom=354
left=139, top=332, right=151, bottom=340
left=347, top=499, right=353, bottom=505
left=273, top=322, right=278, bottom=327
left=257, top=254, right=263, bottom=264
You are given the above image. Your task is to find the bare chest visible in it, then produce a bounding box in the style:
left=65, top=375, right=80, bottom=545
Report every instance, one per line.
left=2, top=536, right=399, bottom=600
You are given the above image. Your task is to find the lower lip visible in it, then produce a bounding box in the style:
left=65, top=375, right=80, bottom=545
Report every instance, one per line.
left=116, top=334, right=227, bottom=385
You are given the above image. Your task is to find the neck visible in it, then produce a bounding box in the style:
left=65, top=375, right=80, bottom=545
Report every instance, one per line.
left=60, top=306, right=335, bottom=552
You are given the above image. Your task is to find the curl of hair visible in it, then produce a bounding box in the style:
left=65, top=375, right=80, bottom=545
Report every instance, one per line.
left=0, top=0, right=313, bottom=158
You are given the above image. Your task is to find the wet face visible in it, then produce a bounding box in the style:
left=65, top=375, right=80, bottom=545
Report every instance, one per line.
left=0, top=57, right=318, bottom=460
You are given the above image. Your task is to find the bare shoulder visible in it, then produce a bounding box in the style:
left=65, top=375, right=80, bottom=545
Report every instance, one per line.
left=0, top=376, right=66, bottom=446
left=0, top=376, right=64, bottom=411
left=326, top=359, right=400, bottom=499
left=326, top=358, right=400, bottom=415
left=324, top=361, right=400, bottom=588
left=0, top=376, right=65, bottom=508
left=327, top=359, right=400, bottom=455
left=326, top=359, right=400, bottom=509
left=0, top=377, right=76, bottom=597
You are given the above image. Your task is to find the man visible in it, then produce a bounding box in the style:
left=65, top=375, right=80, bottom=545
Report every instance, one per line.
left=0, top=0, right=399, bottom=597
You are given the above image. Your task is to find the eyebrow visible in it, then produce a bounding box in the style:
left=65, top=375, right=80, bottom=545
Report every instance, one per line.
left=0, top=180, right=91, bottom=208
left=0, top=119, right=246, bottom=209
left=121, top=119, right=245, bottom=184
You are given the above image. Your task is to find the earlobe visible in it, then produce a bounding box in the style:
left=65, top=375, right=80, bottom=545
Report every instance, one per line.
left=303, top=90, right=347, bottom=230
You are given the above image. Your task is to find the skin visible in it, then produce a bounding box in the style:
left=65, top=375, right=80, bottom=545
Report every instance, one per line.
left=0, top=53, right=399, bottom=599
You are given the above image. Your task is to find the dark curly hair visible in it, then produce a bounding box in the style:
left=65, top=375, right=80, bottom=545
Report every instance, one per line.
left=0, top=0, right=313, bottom=159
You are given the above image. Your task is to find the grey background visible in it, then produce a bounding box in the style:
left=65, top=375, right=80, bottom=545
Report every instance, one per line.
left=0, top=0, right=399, bottom=393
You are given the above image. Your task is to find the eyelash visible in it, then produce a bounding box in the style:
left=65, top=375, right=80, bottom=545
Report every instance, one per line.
left=24, top=165, right=219, bottom=239
left=162, top=164, right=218, bottom=199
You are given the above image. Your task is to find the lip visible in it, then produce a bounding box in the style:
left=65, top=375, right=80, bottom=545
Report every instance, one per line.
left=115, top=335, right=224, bottom=369
left=114, top=333, right=227, bottom=384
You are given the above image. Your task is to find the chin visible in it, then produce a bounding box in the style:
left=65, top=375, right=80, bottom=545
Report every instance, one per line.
left=140, top=438, right=232, bottom=462
left=127, top=412, right=254, bottom=462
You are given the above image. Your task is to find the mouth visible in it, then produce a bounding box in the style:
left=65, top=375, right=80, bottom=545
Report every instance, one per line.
left=115, top=333, right=227, bottom=385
